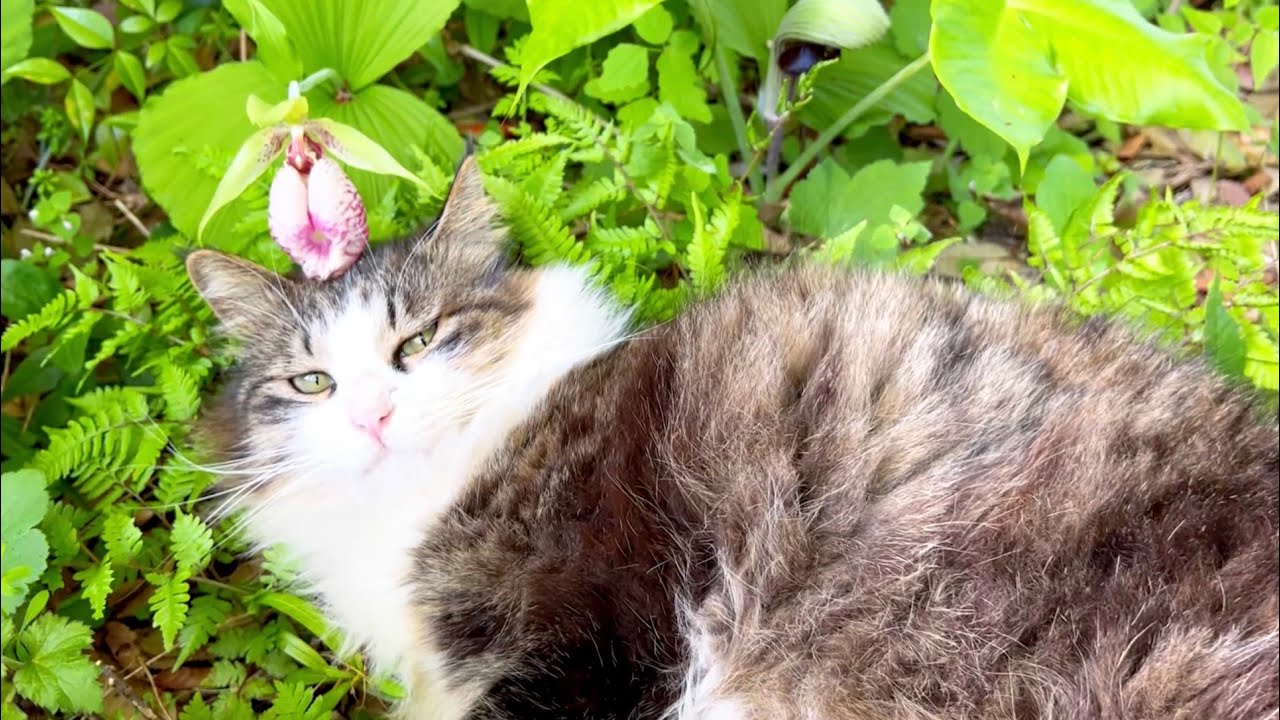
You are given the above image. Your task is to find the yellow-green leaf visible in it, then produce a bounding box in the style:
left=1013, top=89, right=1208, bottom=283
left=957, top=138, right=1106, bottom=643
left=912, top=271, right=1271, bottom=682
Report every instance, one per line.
left=246, top=93, right=309, bottom=128
left=930, top=0, right=1248, bottom=170
left=1, top=0, right=35, bottom=75
left=518, top=0, right=661, bottom=100
left=64, top=79, right=95, bottom=144
left=113, top=51, right=146, bottom=100
left=304, top=118, right=428, bottom=188
left=50, top=6, right=115, bottom=50
left=2, top=58, right=71, bottom=85
left=197, top=124, right=290, bottom=239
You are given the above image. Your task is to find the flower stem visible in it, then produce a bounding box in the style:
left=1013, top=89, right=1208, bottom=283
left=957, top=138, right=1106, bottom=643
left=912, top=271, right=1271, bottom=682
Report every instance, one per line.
left=713, top=42, right=764, bottom=197
left=295, top=68, right=339, bottom=95
left=764, top=51, right=932, bottom=204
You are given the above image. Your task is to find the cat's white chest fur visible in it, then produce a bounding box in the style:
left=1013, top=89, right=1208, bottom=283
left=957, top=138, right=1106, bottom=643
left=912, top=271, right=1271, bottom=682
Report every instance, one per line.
left=238, top=266, right=628, bottom=712
left=247, top=454, right=455, bottom=673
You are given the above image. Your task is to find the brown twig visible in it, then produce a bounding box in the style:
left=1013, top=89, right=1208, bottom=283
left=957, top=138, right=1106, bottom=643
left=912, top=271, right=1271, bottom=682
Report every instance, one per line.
left=19, top=228, right=131, bottom=253
left=114, top=198, right=152, bottom=238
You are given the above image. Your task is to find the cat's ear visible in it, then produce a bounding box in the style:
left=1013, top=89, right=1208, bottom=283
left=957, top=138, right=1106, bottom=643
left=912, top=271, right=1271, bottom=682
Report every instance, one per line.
left=186, top=250, right=291, bottom=335
left=425, top=156, right=507, bottom=271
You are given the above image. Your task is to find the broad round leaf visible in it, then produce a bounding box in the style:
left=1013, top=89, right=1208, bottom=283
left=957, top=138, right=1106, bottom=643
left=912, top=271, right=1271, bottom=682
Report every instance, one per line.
left=694, top=0, right=787, bottom=66
left=2, top=58, right=71, bottom=85
left=50, top=6, right=115, bottom=50
left=260, top=0, right=461, bottom=89
left=517, top=0, right=661, bottom=99
left=309, top=85, right=463, bottom=222
left=931, top=0, right=1248, bottom=170
left=798, top=41, right=937, bottom=138
left=1, top=0, right=34, bottom=75
left=135, top=61, right=285, bottom=239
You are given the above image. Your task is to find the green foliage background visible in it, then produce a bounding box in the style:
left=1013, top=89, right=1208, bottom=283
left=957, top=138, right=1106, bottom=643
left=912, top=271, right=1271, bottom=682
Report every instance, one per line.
left=0, top=0, right=1277, bottom=716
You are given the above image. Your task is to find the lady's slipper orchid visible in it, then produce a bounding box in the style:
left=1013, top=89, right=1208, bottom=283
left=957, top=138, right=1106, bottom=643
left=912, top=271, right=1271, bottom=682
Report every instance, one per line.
left=268, top=145, right=368, bottom=280
left=198, top=74, right=431, bottom=281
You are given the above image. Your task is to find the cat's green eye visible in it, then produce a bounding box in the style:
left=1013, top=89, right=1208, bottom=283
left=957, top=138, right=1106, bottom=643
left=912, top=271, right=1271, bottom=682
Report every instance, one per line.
left=397, top=326, right=436, bottom=359
left=289, top=371, right=334, bottom=394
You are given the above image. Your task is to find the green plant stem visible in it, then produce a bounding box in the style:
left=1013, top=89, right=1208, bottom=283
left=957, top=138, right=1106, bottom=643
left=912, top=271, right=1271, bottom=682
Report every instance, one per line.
left=764, top=51, right=932, bottom=204
left=713, top=43, right=764, bottom=196
left=297, top=68, right=338, bottom=93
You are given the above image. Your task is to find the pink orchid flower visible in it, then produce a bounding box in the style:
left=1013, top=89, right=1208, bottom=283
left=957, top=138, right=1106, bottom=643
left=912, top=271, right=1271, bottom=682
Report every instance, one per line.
left=268, top=133, right=368, bottom=281
left=199, top=79, right=430, bottom=283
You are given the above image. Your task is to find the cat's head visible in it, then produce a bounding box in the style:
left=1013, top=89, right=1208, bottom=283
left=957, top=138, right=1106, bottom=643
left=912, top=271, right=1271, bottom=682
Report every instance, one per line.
left=186, top=159, right=625, bottom=511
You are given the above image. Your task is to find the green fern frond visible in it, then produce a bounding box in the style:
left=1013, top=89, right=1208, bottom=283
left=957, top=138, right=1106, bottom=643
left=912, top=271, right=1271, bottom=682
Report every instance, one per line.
left=586, top=222, right=674, bottom=264
left=561, top=177, right=626, bottom=222
left=521, top=153, right=568, bottom=207
left=2, top=288, right=84, bottom=351
left=685, top=191, right=740, bottom=293
left=33, top=388, right=166, bottom=507
left=74, top=563, right=114, bottom=621
left=532, top=94, right=615, bottom=161
left=176, top=594, right=232, bottom=667
left=484, top=175, right=589, bottom=267
left=102, top=252, right=147, bottom=313
left=156, top=364, right=201, bottom=421
left=147, top=571, right=191, bottom=650
left=478, top=134, right=572, bottom=178
left=170, top=512, right=213, bottom=576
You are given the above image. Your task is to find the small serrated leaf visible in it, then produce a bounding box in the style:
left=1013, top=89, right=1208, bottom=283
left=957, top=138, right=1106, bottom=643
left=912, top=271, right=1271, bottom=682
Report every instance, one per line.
left=170, top=512, right=213, bottom=576
left=146, top=571, right=191, bottom=650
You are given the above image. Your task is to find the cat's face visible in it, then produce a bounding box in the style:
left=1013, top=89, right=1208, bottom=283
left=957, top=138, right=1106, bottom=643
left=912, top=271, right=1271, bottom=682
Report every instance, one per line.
left=188, top=161, right=533, bottom=492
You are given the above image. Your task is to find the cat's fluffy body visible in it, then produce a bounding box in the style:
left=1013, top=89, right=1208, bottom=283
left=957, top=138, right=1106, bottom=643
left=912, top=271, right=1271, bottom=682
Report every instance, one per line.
left=189, top=162, right=1279, bottom=719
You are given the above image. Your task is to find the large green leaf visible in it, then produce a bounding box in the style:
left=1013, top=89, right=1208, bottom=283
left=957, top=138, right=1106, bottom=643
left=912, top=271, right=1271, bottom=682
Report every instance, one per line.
left=222, top=0, right=302, bottom=82
left=798, top=41, right=937, bottom=137
left=134, top=61, right=285, bottom=240
left=1, top=469, right=49, bottom=615
left=931, top=0, right=1248, bottom=169
left=788, top=158, right=931, bottom=239
left=518, top=0, right=661, bottom=98
left=695, top=0, right=788, bottom=66
left=259, top=0, right=460, bottom=89
left=1, top=0, right=34, bottom=76
left=309, top=85, right=463, bottom=224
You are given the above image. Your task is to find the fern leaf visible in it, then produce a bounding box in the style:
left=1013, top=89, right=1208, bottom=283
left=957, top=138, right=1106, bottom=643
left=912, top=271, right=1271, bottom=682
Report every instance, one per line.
left=170, top=512, right=213, bottom=576
left=74, top=563, right=114, bottom=621
left=484, top=176, right=589, bottom=267
left=685, top=191, right=740, bottom=293
left=477, top=134, right=572, bottom=177
left=146, top=571, right=191, bottom=650
left=561, top=176, right=626, bottom=222
left=176, top=594, right=231, bottom=667
left=1, top=289, right=81, bottom=351
left=102, top=512, right=143, bottom=566
left=157, top=364, right=201, bottom=421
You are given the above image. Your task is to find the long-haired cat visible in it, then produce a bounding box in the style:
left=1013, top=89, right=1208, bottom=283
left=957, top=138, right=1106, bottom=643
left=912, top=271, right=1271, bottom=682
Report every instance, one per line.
left=187, top=159, right=1278, bottom=719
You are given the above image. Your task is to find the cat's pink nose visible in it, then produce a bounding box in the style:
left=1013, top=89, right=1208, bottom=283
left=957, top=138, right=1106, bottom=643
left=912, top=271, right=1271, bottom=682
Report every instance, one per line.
left=351, top=407, right=393, bottom=444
